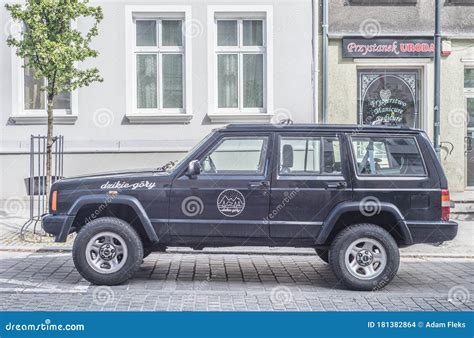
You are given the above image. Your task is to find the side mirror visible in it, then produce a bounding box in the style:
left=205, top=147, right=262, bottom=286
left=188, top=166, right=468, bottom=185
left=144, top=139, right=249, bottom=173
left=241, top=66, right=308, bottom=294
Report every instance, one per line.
left=186, top=160, right=201, bottom=177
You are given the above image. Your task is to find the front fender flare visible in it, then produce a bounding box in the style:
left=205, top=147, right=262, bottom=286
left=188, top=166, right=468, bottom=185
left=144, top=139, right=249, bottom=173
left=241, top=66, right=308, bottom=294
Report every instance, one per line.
left=58, top=194, right=158, bottom=243
left=315, top=201, right=413, bottom=246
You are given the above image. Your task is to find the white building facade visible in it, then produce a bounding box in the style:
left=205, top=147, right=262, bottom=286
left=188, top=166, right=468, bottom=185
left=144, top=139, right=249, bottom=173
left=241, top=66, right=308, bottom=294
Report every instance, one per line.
left=1, top=0, right=473, bottom=206
left=0, top=0, right=316, bottom=202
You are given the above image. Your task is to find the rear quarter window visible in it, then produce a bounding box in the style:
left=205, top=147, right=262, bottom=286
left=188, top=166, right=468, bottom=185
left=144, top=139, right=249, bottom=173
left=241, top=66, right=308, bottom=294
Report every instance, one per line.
left=351, top=135, right=426, bottom=177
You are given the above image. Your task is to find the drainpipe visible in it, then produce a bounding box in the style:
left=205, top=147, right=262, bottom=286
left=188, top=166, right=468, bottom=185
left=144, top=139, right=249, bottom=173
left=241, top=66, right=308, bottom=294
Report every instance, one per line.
left=433, top=0, right=441, bottom=158
left=322, top=0, right=329, bottom=124
left=311, top=0, right=319, bottom=123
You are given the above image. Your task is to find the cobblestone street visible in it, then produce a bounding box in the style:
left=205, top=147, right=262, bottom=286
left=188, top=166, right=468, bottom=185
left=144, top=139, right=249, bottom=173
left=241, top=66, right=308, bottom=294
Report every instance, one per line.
left=0, top=250, right=472, bottom=312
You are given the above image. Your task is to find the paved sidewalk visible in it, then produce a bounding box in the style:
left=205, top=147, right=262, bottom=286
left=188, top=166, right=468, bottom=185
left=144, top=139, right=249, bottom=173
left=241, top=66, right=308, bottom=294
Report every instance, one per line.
left=0, top=251, right=472, bottom=312
left=1, top=215, right=472, bottom=312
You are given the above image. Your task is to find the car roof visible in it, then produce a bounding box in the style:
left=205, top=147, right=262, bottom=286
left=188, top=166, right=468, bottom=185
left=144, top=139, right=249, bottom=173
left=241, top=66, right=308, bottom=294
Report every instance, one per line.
left=218, top=123, right=422, bottom=134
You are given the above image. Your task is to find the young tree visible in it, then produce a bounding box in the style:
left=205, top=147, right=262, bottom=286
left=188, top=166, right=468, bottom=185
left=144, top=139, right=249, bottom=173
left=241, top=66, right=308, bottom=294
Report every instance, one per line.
left=6, top=0, right=103, bottom=199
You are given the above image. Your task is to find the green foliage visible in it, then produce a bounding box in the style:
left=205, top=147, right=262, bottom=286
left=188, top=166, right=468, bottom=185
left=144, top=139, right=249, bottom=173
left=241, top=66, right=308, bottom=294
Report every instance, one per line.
left=6, top=0, right=104, bottom=97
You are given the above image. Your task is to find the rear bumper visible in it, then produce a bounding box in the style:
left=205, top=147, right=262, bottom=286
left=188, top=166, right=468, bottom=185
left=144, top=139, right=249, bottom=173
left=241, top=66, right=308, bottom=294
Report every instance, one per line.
left=407, top=220, right=458, bottom=244
left=42, top=214, right=75, bottom=242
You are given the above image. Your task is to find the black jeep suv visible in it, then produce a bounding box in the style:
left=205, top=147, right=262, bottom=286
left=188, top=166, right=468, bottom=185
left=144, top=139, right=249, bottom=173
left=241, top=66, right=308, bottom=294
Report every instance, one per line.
left=43, top=124, right=457, bottom=291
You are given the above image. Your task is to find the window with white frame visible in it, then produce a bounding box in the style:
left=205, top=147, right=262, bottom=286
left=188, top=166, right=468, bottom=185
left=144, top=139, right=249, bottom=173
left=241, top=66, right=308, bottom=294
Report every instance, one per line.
left=10, top=24, right=77, bottom=124
left=23, top=60, right=72, bottom=112
left=215, top=18, right=266, bottom=112
left=134, top=17, right=185, bottom=112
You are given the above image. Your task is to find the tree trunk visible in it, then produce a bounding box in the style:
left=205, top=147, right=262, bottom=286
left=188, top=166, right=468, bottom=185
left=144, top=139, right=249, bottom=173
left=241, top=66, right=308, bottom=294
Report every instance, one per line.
left=45, top=94, right=54, bottom=206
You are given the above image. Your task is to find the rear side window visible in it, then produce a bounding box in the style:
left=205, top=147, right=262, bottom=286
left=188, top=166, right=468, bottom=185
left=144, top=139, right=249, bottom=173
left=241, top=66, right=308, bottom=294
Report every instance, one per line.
left=279, top=136, right=342, bottom=175
left=351, top=136, right=426, bottom=176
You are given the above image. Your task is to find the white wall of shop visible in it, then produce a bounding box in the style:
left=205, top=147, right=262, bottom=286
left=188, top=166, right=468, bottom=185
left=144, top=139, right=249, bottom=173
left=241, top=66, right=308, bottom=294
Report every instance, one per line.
left=325, top=38, right=474, bottom=191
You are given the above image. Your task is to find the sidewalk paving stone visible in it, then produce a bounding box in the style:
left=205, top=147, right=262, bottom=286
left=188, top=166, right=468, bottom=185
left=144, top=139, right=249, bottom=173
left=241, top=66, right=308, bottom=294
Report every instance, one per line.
left=0, top=251, right=472, bottom=312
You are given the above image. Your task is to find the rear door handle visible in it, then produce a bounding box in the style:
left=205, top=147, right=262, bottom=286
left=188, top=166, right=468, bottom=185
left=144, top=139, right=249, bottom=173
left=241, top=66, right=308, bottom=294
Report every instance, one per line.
left=325, top=181, right=347, bottom=190
left=249, top=181, right=269, bottom=189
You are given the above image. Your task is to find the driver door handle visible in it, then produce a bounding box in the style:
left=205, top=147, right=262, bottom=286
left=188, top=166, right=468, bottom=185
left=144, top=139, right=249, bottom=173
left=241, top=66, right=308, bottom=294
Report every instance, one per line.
left=325, top=181, right=347, bottom=190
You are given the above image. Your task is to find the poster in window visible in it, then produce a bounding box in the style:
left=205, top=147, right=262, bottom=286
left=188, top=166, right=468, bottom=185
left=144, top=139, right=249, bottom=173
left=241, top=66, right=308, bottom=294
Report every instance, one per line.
left=358, top=69, right=420, bottom=128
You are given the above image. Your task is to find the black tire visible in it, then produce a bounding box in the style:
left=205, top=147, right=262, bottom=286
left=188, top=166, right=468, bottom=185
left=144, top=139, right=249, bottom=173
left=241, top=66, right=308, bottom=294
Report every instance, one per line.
left=72, top=217, right=144, bottom=285
left=315, top=248, right=329, bottom=264
left=329, top=223, right=400, bottom=291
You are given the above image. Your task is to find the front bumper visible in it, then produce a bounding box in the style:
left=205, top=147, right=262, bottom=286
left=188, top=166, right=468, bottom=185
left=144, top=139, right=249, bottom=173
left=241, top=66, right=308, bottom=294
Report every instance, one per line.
left=407, top=220, right=458, bottom=244
left=42, top=214, right=75, bottom=242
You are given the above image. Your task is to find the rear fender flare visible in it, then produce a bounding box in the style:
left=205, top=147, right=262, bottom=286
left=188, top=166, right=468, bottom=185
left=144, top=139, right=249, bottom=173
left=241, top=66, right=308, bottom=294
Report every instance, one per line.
left=315, top=201, right=413, bottom=245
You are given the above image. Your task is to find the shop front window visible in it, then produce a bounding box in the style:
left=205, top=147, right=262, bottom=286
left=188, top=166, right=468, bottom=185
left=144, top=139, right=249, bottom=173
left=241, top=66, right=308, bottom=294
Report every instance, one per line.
left=358, top=69, right=421, bottom=128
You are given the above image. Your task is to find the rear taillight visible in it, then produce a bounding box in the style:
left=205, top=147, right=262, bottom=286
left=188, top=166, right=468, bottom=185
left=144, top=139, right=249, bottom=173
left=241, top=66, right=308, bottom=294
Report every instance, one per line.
left=51, top=190, right=57, bottom=213
left=441, top=189, right=450, bottom=221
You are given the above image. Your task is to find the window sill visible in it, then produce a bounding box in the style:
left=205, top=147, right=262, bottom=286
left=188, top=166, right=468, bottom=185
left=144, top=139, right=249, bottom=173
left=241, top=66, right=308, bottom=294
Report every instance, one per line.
left=126, top=113, right=193, bottom=124
left=9, top=114, right=78, bottom=125
left=208, top=113, right=274, bottom=124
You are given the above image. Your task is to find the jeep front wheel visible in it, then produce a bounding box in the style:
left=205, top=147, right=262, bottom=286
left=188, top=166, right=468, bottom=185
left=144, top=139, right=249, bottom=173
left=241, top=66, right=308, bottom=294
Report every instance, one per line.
left=329, top=223, right=399, bottom=291
left=73, top=217, right=144, bottom=285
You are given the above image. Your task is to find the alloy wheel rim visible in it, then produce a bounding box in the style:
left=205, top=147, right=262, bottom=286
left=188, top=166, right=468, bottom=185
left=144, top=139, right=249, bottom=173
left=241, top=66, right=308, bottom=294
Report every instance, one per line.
left=85, top=231, right=128, bottom=274
left=344, top=237, right=387, bottom=280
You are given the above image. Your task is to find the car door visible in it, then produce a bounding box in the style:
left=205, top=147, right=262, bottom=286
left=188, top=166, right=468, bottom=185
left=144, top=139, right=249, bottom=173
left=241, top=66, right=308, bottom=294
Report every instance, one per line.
left=167, top=132, right=273, bottom=242
left=269, top=131, right=352, bottom=241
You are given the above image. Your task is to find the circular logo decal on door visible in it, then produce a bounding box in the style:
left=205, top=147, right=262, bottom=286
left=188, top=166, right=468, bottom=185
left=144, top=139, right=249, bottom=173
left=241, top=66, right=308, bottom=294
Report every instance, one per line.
left=217, top=189, right=245, bottom=217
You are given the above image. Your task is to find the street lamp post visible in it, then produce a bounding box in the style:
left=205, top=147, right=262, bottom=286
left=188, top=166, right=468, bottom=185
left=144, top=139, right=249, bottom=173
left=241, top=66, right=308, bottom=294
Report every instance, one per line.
left=434, top=0, right=441, bottom=158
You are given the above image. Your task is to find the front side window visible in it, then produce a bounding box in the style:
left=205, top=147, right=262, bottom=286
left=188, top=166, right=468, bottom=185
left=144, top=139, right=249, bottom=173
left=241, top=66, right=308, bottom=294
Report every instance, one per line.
left=201, top=137, right=268, bottom=175
left=351, top=136, right=426, bottom=176
left=135, top=18, right=184, bottom=111
left=279, top=137, right=342, bottom=175
left=358, top=69, right=421, bottom=128
left=216, top=19, right=265, bottom=111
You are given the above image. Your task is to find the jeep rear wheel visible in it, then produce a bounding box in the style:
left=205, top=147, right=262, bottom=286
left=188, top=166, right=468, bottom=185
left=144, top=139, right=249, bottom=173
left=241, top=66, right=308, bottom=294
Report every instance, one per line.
left=73, top=217, right=143, bottom=285
left=329, top=223, right=399, bottom=291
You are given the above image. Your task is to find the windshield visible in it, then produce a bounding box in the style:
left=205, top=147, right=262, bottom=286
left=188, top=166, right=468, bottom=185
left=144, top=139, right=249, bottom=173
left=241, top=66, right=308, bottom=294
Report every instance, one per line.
left=158, top=132, right=216, bottom=172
